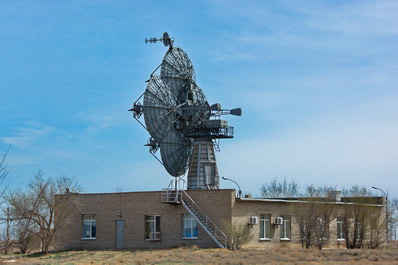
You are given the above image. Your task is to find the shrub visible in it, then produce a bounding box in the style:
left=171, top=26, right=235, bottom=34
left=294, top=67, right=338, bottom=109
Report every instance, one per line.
left=225, top=222, right=253, bottom=250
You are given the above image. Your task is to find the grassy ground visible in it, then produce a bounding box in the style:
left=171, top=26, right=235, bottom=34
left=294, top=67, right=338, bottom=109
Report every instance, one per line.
left=1, top=247, right=398, bottom=265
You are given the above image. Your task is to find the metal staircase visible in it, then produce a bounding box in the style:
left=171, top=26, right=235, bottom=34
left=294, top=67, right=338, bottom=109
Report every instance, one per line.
left=180, top=190, right=228, bottom=248
left=161, top=179, right=183, bottom=204
left=161, top=188, right=228, bottom=248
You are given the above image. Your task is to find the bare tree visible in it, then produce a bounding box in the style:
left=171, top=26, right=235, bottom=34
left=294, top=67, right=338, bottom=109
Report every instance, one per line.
left=341, top=186, right=386, bottom=249
left=387, top=198, right=398, bottom=242
left=0, top=146, right=11, bottom=254
left=225, top=221, right=253, bottom=250
left=3, top=207, right=12, bottom=254
left=341, top=200, right=369, bottom=249
left=366, top=207, right=386, bottom=249
left=260, top=178, right=299, bottom=198
left=291, top=185, right=336, bottom=249
left=342, top=185, right=373, bottom=197
left=12, top=218, right=37, bottom=254
left=291, top=198, right=316, bottom=249
left=0, top=145, right=10, bottom=185
left=6, top=171, right=81, bottom=253
left=317, top=199, right=337, bottom=249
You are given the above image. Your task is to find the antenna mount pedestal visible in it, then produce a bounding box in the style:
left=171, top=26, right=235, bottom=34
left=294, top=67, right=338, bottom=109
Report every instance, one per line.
left=187, top=140, right=219, bottom=190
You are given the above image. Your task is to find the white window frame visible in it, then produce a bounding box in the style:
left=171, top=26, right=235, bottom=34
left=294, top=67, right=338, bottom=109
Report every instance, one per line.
left=145, top=215, right=161, bottom=240
left=280, top=215, right=291, bottom=240
left=82, top=214, right=96, bottom=239
left=182, top=214, right=198, bottom=239
left=337, top=217, right=345, bottom=240
left=259, top=214, right=271, bottom=240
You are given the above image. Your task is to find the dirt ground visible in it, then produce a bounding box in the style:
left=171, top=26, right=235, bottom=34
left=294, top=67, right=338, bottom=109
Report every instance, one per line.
left=1, top=247, right=398, bottom=265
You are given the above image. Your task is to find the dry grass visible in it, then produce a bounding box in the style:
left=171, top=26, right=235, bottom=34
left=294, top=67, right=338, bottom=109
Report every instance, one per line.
left=0, top=246, right=398, bottom=265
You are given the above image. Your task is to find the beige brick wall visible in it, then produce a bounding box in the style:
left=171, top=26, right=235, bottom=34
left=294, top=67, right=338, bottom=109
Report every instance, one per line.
left=54, top=189, right=234, bottom=251
left=232, top=200, right=301, bottom=246
left=55, top=191, right=385, bottom=250
left=232, top=199, right=386, bottom=249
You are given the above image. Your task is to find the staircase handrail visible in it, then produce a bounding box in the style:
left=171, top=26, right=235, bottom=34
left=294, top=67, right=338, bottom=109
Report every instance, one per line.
left=181, top=190, right=227, bottom=246
left=161, top=188, right=181, bottom=203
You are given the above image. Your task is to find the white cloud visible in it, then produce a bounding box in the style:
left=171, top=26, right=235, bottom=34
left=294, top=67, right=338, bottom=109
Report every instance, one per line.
left=203, top=0, right=398, bottom=64
left=6, top=156, right=36, bottom=166
left=295, top=1, right=398, bottom=36
left=209, top=1, right=398, bottom=36
left=80, top=106, right=133, bottom=133
left=0, top=123, right=54, bottom=147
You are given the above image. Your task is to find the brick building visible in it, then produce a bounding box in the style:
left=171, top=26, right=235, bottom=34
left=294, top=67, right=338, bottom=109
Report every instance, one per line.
left=54, top=189, right=386, bottom=250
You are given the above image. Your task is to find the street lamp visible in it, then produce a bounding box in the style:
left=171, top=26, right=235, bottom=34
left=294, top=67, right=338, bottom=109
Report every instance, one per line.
left=222, top=177, right=242, bottom=198
left=372, top=186, right=388, bottom=244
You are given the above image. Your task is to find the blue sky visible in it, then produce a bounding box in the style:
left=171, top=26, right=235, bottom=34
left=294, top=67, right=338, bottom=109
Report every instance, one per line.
left=1, top=0, right=397, bottom=197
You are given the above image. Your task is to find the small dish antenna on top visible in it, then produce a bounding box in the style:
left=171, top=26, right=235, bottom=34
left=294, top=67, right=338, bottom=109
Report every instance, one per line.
left=145, top=32, right=173, bottom=49
left=162, top=32, right=171, bottom=47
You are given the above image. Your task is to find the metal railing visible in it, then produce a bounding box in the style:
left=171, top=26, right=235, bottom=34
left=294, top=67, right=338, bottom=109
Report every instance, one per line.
left=161, top=178, right=185, bottom=203
left=161, top=189, right=181, bottom=203
left=181, top=189, right=228, bottom=248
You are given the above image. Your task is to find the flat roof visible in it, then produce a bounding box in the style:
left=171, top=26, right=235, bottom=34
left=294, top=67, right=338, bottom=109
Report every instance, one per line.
left=237, top=197, right=384, bottom=206
left=58, top=189, right=235, bottom=196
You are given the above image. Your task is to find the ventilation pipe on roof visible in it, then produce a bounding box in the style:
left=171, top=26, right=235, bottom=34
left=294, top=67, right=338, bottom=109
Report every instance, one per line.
left=328, top=191, right=341, bottom=202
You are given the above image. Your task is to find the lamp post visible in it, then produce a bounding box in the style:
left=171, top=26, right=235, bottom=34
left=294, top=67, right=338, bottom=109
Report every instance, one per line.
left=222, top=177, right=242, bottom=198
left=372, top=186, right=388, bottom=244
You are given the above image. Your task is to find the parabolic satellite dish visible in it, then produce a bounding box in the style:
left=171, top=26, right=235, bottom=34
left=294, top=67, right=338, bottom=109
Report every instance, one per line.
left=130, top=32, right=241, bottom=189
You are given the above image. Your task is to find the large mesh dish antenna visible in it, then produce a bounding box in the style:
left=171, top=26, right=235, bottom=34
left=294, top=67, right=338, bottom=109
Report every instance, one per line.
left=161, top=47, right=196, bottom=98
left=130, top=32, right=241, bottom=180
left=143, top=76, right=176, bottom=142
left=142, top=49, right=199, bottom=177
left=159, top=130, right=191, bottom=176
left=190, top=83, right=208, bottom=107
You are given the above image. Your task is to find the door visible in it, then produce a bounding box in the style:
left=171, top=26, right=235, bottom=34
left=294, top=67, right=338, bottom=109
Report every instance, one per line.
left=116, top=220, right=124, bottom=249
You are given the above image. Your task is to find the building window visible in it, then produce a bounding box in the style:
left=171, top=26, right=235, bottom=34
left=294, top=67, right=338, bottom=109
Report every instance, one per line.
left=82, top=215, right=96, bottom=239
left=337, top=217, right=345, bottom=240
left=145, top=215, right=161, bottom=240
left=280, top=216, right=291, bottom=240
left=260, top=214, right=271, bottom=240
left=182, top=214, right=198, bottom=239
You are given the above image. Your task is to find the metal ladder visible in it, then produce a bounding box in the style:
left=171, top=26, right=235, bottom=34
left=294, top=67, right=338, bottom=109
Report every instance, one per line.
left=180, top=190, right=228, bottom=248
